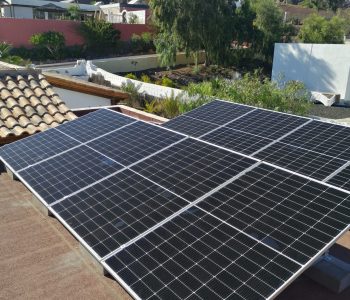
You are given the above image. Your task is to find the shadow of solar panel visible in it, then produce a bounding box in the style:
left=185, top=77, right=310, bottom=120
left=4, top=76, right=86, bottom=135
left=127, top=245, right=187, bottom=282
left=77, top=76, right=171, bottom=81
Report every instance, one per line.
left=162, top=115, right=219, bottom=137
left=52, top=169, right=188, bottom=258
left=131, top=138, right=256, bottom=202
left=254, top=142, right=347, bottom=181
left=105, top=208, right=301, bottom=300
left=0, top=129, right=79, bottom=171
left=57, top=109, right=135, bottom=143
left=202, top=127, right=273, bottom=155
left=197, top=163, right=350, bottom=264
left=87, top=122, right=185, bottom=166
left=226, top=109, right=308, bottom=139
left=180, top=100, right=254, bottom=125
left=19, top=145, right=123, bottom=205
left=280, top=120, right=350, bottom=161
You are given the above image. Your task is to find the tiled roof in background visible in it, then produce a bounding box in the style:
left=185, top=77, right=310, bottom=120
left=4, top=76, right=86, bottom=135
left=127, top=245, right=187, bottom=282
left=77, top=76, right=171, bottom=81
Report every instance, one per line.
left=0, top=70, right=77, bottom=140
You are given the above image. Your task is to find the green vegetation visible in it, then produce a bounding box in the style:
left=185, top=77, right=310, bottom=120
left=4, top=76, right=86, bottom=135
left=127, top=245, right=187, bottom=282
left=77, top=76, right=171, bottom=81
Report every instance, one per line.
left=140, top=74, right=152, bottom=83
left=186, top=73, right=311, bottom=116
left=30, top=31, right=65, bottom=60
left=298, top=14, right=346, bottom=43
left=0, top=42, right=30, bottom=66
left=131, top=32, right=154, bottom=54
left=301, top=0, right=345, bottom=12
left=80, top=19, right=121, bottom=54
left=125, top=73, right=138, bottom=80
left=67, top=4, right=80, bottom=21
left=156, top=76, right=174, bottom=87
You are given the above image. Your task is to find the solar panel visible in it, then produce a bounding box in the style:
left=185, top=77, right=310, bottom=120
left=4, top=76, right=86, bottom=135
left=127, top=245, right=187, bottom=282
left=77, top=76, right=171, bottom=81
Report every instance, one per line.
left=328, top=164, right=350, bottom=191
left=0, top=128, right=79, bottom=171
left=254, top=142, right=347, bottom=180
left=197, top=163, right=350, bottom=264
left=57, top=109, right=135, bottom=143
left=202, top=127, right=273, bottom=155
left=18, top=145, right=123, bottom=205
left=180, top=100, right=255, bottom=125
left=104, top=207, right=301, bottom=300
left=87, top=122, right=185, bottom=166
left=52, top=169, right=188, bottom=258
left=281, top=120, right=350, bottom=161
left=131, top=138, right=257, bottom=202
left=162, top=115, right=219, bottom=137
left=226, top=109, right=309, bottom=140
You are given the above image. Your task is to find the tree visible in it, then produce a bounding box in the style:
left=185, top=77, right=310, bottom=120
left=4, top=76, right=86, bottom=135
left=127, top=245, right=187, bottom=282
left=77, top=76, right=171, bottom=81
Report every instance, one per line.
left=149, top=0, right=236, bottom=67
left=80, top=19, right=121, bottom=54
left=298, top=14, right=346, bottom=43
left=30, top=31, right=65, bottom=60
left=68, top=4, right=80, bottom=20
left=252, top=0, right=294, bottom=62
left=301, top=0, right=345, bottom=12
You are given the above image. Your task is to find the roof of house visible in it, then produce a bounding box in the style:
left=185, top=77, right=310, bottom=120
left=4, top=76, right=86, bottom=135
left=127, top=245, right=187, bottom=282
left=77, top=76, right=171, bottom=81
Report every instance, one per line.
left=0, top=69, right=77, bottom=141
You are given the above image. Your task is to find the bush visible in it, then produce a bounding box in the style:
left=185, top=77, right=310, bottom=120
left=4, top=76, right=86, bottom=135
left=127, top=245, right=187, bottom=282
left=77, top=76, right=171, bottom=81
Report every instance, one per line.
left=298, top=14, right=346, bottom=44
left=80, top=19, right=120, bottom=54
left=0, top=42, right=12, bottom=58
left=1, top=55, right=30, bottom=66
left=140, top=74, right=152, bottom=83
left=156, top=76, right=175, bottom=87
left=125, top=73, right=138, bottom=80
left=186, top=71, right=311, bottom=116
left=131, top=32, right=154, bottom=54
left=30, top=31, right=65, bottom=60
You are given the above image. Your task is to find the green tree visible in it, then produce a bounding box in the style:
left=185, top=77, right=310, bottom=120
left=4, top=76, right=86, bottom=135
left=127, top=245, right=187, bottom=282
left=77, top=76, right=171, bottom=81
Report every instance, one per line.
left=80, top=19, right=121, bottom=54
left=149, top=0, right=236, bottom=67
left=301, top=0, right=345, bottom=12
left=30, top=31, right=65, bottom=60
left=68, top=4, right=80, bottom=20
left=298, top=14, right=346, bottom=43
left=253, top=0, right=293, bottom=62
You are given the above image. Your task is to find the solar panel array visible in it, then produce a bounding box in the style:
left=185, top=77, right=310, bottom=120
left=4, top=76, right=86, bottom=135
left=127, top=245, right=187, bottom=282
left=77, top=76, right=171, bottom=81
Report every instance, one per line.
left=1, top=103, right=350, bottom=300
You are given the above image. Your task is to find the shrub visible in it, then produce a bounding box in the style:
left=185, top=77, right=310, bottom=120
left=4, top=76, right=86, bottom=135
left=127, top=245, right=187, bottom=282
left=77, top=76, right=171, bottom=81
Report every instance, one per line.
left=131, top=32, right=154, bottom=53
left=128, top=13, right=139, bottom=24
left=144, top=99, right=159, bottom=114
left=80, top=19, right=120, bottom=54
left=125, top=73, right=138, bottom=80
left=186, top=71, right=311, bottom=116
left=157, top=76, right=174, bottom=87
left=121, top=81, right=144, bottom=108
left=140, top=74, right=152, bottom=83
left=30, top=31, right=65, bottom=60
left=157, top=92, right=180, bottom=118
left=1, top=55, right=31, bottom=66
left=0, top=42, right=12, bottom=58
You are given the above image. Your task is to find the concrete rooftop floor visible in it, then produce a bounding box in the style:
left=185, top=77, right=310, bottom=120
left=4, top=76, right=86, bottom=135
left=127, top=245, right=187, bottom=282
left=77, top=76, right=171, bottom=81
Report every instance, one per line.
left=1, top=170, right=350, bottom=300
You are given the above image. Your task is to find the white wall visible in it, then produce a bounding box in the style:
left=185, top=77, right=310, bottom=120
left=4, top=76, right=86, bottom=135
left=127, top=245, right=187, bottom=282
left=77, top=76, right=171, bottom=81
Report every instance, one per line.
left=272, top=43, right=350, bottom=101
left=54, top=87, right=111, bottom=109
left=13, top=6, right=33, bottom=19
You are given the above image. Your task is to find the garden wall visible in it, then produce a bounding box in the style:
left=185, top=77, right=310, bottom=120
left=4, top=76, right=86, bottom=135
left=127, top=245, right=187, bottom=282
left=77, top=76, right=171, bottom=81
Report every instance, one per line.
left=0, top=18, right=150, bottom=47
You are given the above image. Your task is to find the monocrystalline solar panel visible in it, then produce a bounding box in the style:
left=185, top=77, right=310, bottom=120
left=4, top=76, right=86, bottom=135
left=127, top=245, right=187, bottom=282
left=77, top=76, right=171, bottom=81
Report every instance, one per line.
left=57, top=109, right=135, bottom=143
left=104, top=208, right=301, bottom=300
left=131, top=138, right=256, bottom=202
left=0, top=128, right=79, bottom=171
left=162, top=115, right=219, bottom=137
left=281, top=120, right=350, bottom=161
left=328, top=165, right=350, bottom=191
left=202, top=127, right=273, bottom=155
left=18, top=145, right=123, bottom=205
left=87, top=122, right=185, bottom=166
left=181, top=100, right=255, bottom=125
left=226, top=109, right=308, bottom=140
left=52, top=169, right=188, bottom=258
left=197, top=163, right=350, bottom=264
left=254, top=142, right=347, bottom=181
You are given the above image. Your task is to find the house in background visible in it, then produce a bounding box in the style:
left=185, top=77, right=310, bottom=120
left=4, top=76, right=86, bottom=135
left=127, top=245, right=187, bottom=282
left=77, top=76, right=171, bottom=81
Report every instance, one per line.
left=0, top=0, right=99, bottom=20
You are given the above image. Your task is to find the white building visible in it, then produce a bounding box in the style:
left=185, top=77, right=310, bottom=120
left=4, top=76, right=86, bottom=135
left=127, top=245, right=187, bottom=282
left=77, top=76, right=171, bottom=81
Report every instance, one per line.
left=272, top=43, right=350, bottom=102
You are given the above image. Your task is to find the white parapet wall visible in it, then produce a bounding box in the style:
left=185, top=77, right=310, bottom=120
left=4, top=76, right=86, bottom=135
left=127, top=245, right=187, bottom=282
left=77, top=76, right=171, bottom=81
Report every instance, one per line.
left=91, top=52, right=206, bottom=73
left=272, top=43, right=350, bottom=102
left=86, top=61, right=185, bottom=99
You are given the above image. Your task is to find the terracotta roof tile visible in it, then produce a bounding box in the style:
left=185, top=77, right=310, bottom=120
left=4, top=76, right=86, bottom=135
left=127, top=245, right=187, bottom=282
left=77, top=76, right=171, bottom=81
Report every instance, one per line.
left=0, top=70, right=77, bottom=139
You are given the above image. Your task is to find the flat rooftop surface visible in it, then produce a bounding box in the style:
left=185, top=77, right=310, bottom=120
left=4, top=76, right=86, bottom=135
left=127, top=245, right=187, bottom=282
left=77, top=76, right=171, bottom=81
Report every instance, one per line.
left=1, top=170, right=350, bottom=300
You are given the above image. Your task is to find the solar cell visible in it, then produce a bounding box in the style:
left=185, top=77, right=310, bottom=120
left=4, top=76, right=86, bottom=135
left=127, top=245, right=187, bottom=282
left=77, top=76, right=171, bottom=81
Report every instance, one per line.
left=87, top=122, right=185, bottom=166
left=254, top=142, right=347, bottom=180
left=197, top=163, right=350, bottom=264
left=19, top=145, right=123, bottom=205
left=104, top=208, right=301, bottom=300
left=162, top=115, right=219, bottom=137
left=281, top=120, right=350, bottom=161
left=131, top=138, right=256, bottom=202
left=0, top=128, right=79, bottom=171
left=52, top=169, right=188, bottom=258
left=57, top=109, right=135, bottom=143
left=180, top=100, right=255, bottom=125
left=226, top=109, right=309, bottom=139
left=202, top=127, right=273, bottom=155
